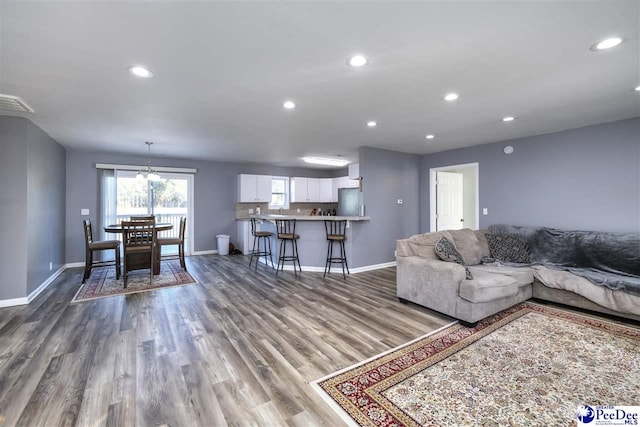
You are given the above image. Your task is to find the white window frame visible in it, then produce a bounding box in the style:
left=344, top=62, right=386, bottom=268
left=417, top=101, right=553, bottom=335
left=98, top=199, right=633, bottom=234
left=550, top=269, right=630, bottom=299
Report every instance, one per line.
left=269, top=176, right=290, bottom=210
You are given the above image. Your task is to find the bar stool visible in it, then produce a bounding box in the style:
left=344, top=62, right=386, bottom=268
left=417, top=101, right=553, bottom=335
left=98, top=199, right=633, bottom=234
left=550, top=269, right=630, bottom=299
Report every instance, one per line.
left=324, top=220, right=350, bottom=279
left=275, top=219, right=302, bottom=276
left=249, top=218, right=274, bottom=270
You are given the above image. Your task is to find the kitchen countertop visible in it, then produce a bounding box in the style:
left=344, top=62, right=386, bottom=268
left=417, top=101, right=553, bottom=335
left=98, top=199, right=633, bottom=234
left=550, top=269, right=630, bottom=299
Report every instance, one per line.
left=248, top=214, right=370, bottom=221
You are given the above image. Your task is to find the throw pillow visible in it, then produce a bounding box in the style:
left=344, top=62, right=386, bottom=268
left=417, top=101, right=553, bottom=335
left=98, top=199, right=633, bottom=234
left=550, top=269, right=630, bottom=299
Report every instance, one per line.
left=434, top=237, right=473, bottom=280
left=485, top=233, right=531, bottom=263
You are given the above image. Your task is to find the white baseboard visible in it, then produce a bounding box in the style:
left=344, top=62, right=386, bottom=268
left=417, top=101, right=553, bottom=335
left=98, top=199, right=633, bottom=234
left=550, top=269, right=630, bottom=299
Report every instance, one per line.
left=0, top=297, right=29, bottom=308
left=350, top=261, right=396, bottom=273
left=65, top=262, right=85, bottom=268
left=191, top=250, right=218, bottom=256
left=259, top=258, right=396, bottom=273
left=0, top=264, right=67, bottom=308
left=27, top=265, right=66, bottom=303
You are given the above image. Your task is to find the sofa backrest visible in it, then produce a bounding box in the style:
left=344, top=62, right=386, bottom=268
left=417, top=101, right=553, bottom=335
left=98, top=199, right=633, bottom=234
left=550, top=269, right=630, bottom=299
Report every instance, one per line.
left=397, top=231, right=453, bottom=260
left=397, top=229, right=490, bottom=265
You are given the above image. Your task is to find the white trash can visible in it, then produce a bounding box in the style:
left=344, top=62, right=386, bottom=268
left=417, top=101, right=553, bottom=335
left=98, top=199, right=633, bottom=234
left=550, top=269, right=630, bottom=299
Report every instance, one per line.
left=216, top=234, right=230, bottom=255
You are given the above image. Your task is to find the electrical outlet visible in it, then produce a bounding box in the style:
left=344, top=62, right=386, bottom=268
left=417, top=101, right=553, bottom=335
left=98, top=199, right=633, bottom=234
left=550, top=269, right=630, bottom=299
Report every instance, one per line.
left=248, top=208, right=254, bottom=214
left=397, top=199, right=403, bottom=205
left=297, top=208, right=300, bottom=213
left=81, top=208, right=90, bottom=215
left=483, top=208, right=488, bottom=215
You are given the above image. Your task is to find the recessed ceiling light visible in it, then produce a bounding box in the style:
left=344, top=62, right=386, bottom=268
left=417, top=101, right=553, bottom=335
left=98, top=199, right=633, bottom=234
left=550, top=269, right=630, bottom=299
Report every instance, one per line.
left=425, top=134, right=435, bottom=140
left=128, top=65, right=153, bottom=78
left=347, top=55, right=368, bottom=67
left=443, top=93, right=459, bottom=101
left=302, top=157, right=349, bottom=167
left=283, top=100, right=296, bottom=109
left=590, top=37, right=623, bottom=51
left=635, top=85, right=640, bottom=91
left=367, top=121, right=377, bottom=127
left=502, top=116, right=515, bottom=122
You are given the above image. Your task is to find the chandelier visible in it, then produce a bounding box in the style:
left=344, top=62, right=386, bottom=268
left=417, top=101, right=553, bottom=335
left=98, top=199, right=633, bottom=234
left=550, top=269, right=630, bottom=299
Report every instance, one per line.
left=136, top=141, right=161, bottom=181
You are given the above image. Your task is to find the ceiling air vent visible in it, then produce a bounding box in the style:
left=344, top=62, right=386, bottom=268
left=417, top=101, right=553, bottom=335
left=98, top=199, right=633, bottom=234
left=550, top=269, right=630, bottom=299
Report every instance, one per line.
left=0, top=94, right=34, bottom=113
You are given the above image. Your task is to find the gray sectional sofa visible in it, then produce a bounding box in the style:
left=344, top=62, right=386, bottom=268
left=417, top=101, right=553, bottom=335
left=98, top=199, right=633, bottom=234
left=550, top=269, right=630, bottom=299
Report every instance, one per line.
left=396, top=227, right=640, bottom=325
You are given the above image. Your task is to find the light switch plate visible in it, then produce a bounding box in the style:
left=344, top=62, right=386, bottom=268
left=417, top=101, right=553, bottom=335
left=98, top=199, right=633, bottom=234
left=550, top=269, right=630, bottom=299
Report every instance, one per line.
left=81, top=209, right=90, bottom=215
left=483, top=208, right=488, bottom=215
left=397, top=199, right=403, bottom=205
left=248, top=208, right=254, bottom=214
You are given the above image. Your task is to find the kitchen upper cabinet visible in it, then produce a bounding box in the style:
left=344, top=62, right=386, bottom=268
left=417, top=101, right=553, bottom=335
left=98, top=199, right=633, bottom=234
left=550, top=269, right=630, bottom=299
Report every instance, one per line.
left=238, top=174, right=272, bottom=203
left=319, top=178, right=333, bottom=202
left=291, top=177, right=323, bottom=202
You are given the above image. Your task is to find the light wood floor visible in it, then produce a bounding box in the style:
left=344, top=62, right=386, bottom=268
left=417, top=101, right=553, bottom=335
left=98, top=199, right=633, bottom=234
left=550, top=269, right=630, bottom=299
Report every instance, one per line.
left=0, top=255, right=452, bottom=426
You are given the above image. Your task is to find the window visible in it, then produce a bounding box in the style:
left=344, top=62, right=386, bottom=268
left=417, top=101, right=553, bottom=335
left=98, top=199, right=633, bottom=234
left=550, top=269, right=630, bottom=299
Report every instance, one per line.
left=101, top=169, right=194, bottom=255
left=270, top=176, right=289, bottom=209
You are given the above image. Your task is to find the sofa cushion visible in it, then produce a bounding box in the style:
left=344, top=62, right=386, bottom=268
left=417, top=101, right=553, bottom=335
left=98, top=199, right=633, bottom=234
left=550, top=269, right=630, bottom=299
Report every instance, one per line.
left=435, top=237, right=473, bottom=280
left=406, top=231, right=453, bottom=260
left=468, top=264, right=534, bottom=287
left=486, top=233, right=531, bottom=263
left=459, top=270, right=521, bottom=303
left=449, top=229, right=484, bottom=266
left=475, top=230, right=491, bottom=259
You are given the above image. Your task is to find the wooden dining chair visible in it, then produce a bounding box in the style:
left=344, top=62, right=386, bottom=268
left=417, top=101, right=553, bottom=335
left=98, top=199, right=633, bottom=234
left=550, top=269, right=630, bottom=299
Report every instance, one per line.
left=121, top=219, right=156, bottom=288
left=82, top=219, right=121, bottom=283
left=158, top=217, right=187, bottom=271
left=129, top=215, right=155, bottom=221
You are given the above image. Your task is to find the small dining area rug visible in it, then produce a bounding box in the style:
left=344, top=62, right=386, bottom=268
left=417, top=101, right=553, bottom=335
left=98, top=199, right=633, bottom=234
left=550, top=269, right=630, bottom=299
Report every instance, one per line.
left=72, top=260, right=196, bottom=302
left=312, top=302, right=640, bottom=427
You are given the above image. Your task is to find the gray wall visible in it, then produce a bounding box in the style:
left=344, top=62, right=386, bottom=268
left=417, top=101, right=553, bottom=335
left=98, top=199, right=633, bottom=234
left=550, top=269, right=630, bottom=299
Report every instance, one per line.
left=421, top=118, right=640, bottom=233
left=0, top=117, right=28, bottom=300
left=353, top=146, right=420, bottom=267
left=0, top=117, right=66, bottom=300
left=26, top=121, right=67, bottom=294
left=65, top=149, right=337, bottom=263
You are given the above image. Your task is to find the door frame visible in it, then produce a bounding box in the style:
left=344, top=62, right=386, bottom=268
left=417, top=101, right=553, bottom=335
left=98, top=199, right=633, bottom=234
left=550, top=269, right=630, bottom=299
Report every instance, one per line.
left=114, top=170, right=195, bottom=255
left=429, top=162, right=479, bottom=232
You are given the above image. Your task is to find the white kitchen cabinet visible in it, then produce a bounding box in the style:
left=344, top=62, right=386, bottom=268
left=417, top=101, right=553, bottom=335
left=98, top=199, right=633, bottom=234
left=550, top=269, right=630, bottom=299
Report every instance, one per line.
left=236, top=220, right=252, bottom=254
left=319, top=178, right=333, bottom=202
left=307, top=178, right=320, bottom=202
left=238, top=174, right=272, bottom=203
left=291, top=177, right=322, bottom=202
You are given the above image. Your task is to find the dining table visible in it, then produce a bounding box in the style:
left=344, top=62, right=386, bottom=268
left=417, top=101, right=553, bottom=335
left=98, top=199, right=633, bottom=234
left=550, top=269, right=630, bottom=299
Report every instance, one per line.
left=104, top=222, right=173, bottom=275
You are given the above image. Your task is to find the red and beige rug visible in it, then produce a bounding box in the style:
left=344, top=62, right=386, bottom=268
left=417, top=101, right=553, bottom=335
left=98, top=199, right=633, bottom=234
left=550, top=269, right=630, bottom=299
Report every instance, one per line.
left=72, top=260, right=196, bottom=302
left=312, top=302, right=640, bottom=426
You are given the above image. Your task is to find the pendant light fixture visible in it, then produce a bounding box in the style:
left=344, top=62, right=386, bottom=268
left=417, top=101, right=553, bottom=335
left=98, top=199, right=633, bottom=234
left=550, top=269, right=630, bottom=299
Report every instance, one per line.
left=137, top=141, right=161, bottom=181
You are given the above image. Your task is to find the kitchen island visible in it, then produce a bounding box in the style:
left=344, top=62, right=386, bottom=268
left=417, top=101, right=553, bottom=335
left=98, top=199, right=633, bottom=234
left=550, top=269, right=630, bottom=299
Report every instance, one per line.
left=250, top=214, right=370, bottom=272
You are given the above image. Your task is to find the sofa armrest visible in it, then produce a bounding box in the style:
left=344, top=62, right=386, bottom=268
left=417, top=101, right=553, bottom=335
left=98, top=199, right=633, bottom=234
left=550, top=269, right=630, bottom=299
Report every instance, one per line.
left=396, top=255, right=465, bottom=317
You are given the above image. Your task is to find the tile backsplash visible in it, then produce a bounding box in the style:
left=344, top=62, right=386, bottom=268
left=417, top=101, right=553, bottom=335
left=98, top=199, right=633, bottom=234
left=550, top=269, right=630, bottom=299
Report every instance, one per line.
left=236, top=202, right=338, bottom=219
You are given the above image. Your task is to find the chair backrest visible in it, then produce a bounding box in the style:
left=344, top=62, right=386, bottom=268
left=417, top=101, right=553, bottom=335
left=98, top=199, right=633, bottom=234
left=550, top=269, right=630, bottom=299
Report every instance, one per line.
left=325, top=220, right=347, bottom=237
left=83, top=219, right=94, bottom=246
left=178, top=217, right=187, bottom=241
left=121, top=219, right=155, bottom=249
left=275, top=219, right=296, bottom=237
left=130, top=215, right=155, bottom=222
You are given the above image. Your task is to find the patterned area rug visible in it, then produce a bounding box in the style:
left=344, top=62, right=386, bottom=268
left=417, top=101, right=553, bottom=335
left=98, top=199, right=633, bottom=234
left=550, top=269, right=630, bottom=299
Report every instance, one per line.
left=72, top=260, right=196, bottom=302
left=312, top=302, right=640, bottom=426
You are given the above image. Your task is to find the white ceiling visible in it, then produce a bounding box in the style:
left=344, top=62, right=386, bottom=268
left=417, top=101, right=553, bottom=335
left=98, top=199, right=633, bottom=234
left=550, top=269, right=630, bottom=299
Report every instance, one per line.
left=1, top=1, right=639, bottom=168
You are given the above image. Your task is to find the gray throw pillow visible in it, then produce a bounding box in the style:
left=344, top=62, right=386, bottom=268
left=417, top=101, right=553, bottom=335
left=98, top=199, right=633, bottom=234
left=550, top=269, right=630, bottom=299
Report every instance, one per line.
left=486, top=233, right=531, bottom=263
left=434, top=237, right=473, bottom=280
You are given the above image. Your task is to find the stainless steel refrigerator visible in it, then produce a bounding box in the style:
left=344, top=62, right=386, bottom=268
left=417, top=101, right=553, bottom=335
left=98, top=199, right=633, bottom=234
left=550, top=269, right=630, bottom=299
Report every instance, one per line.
left=337, top=188, right=362, bottom=217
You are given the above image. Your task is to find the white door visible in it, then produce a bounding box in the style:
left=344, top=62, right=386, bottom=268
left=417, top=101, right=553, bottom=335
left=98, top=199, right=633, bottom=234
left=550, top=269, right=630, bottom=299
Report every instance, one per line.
left=436, top=171, right=464, bottom=231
